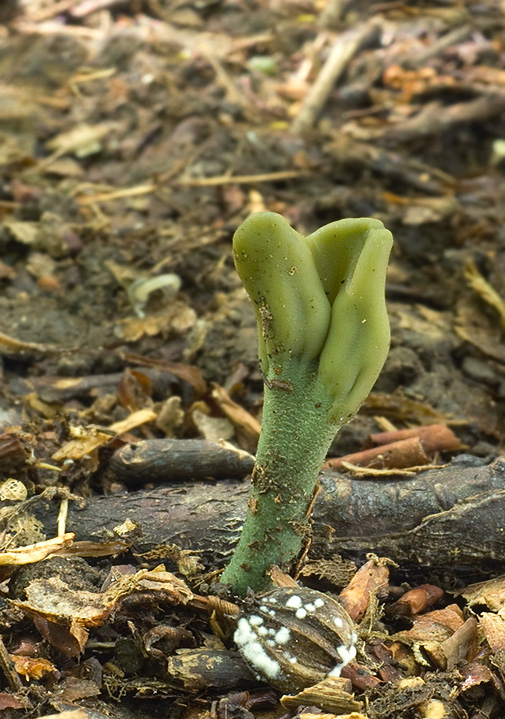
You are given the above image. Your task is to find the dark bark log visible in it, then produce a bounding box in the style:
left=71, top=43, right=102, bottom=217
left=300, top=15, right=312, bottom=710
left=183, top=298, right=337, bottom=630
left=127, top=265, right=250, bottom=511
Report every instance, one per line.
left=32, top=456, right=505, bottom=581
left=109, top=439, right=255, bottom=485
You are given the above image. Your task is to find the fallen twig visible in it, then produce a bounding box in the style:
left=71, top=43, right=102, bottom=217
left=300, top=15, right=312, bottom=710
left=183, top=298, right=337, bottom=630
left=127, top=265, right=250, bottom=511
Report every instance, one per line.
left=292, top=20, right=381, bottom=134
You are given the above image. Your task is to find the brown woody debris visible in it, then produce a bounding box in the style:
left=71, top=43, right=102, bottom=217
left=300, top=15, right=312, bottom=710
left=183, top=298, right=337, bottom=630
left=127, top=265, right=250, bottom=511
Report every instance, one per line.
left=280, top=675, right=364, bottom=715
left=339, top=557, right=390, bottom=622
left=369, top=424, right=463, bottom=455
left=389, top=584, right=444, bottom=618
left=459, top=574, right=505, bottom=612
left=12, top=566, right=194, bottom=654
left=392, top=604, right=469, bottom=669
left=325, top=436, right=429, bottom=472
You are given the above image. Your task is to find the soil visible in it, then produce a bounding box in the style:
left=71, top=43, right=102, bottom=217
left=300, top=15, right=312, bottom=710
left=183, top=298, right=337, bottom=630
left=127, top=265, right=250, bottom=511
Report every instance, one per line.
left=1, top=1, right=505, bottom=718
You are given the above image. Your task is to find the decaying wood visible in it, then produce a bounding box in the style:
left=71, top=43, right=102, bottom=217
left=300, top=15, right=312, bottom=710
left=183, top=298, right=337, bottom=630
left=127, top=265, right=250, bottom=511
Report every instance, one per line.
left=31, top=457, right=505, bottom=580
left=0, top=635, right=24, bottom=693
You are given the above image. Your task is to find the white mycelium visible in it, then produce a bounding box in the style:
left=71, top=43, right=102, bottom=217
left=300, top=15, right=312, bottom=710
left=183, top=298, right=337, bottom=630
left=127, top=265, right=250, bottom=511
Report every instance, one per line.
left=274, top=626, right=290, bottom=644
left=260, top=605, right=277, bottom=617
left=328, top=639, right=357, bottom=677
left=249, top=615, right=263, bottom=626
left=234, top=617, right=281, bottom=679
left=285, top=594, right=302, bottom=609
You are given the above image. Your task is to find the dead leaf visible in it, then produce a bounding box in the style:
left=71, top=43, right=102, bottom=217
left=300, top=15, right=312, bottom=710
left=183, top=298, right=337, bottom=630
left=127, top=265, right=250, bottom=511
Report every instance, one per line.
left=0, top=534, right=75, bottom=567
left=117, top=303, right=196, bottom=342
left=459, top=574, right=505, bottom=613
left=211, top=382, right=260, bottom=451
left=53, top=676, right=101, bottom=701
left=52, top=410, right=157, bottom=461
left=3, top=220, right=38, bottom=245
left=122, top=352, right=207, bottom=394
left=480, top=612, right=505, bottom=652
left=455, top=324, right=505, bottom=364
left=191, top=408, right=234, bottom=442
left=281, top=676, right=364, bottom=714
left=393, top=604, right=465, bottom=668
left=45, top=122, right=118, bottom=158
left=0, top=693, right=28, bottom=709
left=13, top=565, right=194, bottom=653
left=10, top=654, right=56, bottom=680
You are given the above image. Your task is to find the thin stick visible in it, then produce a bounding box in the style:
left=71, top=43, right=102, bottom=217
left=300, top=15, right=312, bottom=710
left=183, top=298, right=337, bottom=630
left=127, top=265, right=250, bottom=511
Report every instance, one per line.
left=0, top=635, right=23, bottom=692
left=179, top=170, right=308, bottom=186
left=57, top=498, right=69, bottom=537
left=76, top=184, right=156, bottom=204
left=292, top=21, right=379, bottom=134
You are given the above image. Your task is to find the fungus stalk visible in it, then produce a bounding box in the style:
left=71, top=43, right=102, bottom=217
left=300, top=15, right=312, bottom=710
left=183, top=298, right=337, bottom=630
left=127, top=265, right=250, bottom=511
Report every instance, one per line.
left=220, top=213, right=393, bottom=596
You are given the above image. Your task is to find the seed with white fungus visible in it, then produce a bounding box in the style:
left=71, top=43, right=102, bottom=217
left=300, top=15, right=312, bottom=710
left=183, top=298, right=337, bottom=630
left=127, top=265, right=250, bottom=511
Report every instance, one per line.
left=233, top=586, right=357, bottom=693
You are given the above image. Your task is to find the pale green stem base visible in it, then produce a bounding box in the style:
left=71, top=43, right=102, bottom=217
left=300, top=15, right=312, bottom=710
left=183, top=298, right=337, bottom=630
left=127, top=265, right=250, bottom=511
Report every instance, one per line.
left=220, top=358, right=339, bottom=596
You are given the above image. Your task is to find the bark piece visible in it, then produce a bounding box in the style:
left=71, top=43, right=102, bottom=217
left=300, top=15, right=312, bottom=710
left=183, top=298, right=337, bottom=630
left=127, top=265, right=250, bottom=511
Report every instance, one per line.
left=338, top=558, right=389, bottom=621
left=441, top=617, right=478, bottom=670
left=280, top=675, right=363, bottom=714
left=324, top=436, right=429, bottom=471
left=369, top=424, right=462, bottom=455
left=166, top=647, right=249, bottom=691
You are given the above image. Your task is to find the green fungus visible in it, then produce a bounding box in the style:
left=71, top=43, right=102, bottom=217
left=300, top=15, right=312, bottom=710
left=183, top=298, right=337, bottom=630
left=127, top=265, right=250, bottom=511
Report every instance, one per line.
left=220, top=212, right=393, bottom=596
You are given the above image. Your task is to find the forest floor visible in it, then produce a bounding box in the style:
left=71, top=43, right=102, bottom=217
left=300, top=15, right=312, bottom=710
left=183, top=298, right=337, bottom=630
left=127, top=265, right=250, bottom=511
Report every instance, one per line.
left=1, top=1, right=505, bottom=718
